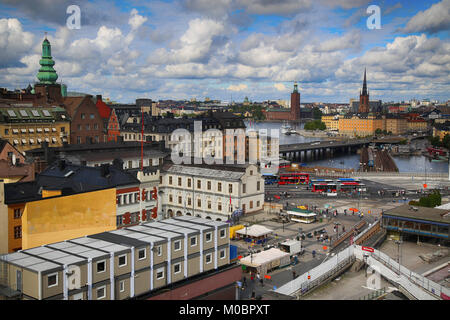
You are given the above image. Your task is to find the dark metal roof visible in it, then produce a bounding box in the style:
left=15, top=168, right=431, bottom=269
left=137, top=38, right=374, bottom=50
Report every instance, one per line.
left=4, top=161, right=139, bottom=204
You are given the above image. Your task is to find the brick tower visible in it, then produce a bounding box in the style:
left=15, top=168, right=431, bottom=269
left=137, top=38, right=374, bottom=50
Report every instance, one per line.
left=290, top=82, right=301, bottom=120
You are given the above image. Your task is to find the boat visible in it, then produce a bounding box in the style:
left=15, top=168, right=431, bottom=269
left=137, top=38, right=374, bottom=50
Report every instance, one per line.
left=281, top=122, right=291, bottom=134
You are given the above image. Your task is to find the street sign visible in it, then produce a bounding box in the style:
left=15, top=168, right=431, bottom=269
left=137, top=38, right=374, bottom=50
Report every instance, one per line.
left=362, top=246, right=374, bottom=253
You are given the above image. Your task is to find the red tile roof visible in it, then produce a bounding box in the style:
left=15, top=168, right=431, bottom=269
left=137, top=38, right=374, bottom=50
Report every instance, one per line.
left=96, top=97, right=111, bottom=119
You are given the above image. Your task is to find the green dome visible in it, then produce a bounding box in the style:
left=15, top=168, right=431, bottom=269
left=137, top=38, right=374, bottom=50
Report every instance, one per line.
left=36, top=37, right=58, bottom=84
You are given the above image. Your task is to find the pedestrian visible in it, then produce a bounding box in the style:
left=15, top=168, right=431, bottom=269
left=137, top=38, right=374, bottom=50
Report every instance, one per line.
left=312, top=250, right=316, bottom=258
left=292, top=270, right=297, bottom=279
left=251, top=291, right=256, bottom=300
left=243, top=276, right=247, bottom=287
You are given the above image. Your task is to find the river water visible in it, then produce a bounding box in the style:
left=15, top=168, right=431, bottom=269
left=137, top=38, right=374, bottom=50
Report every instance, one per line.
left=245, top=120, right=448, bottom=173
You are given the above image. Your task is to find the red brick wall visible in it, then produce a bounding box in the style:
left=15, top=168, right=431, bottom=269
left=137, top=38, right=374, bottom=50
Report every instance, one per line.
left=70, top=97, right=105, bottom=144
left=147, top=265, right=242, bottom=300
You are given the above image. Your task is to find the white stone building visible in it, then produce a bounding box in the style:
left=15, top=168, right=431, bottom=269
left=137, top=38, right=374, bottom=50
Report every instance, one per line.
left=159, top=163, right=264, bottom=221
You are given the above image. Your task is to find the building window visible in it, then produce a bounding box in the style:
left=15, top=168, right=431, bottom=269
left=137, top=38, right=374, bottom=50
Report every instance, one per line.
left=169, top=194, right=173, bottom=203
left=156, top=267, right=164, bottom=280
left=243, top=184, right=246, bottom=194
left=119, top=280, right=125, bottom=293
left=206, top=232, right=212, bottom=242
left=96, top=286, right=106, bottom=300
left=229, top=184, right=233, bottom=193
left=81, top=113, right=85, bottom=119
left=77, top=136, right=81, bottom=144
left=14, top=226, right=21, bottom=239
left=178, top=196, right=182, bottom=205
left=220, top=229, right=226, bottom=238
left=187, top=178, right=191, bottom=188
left=207, top=200, right=211, bottom=209
left=257, top=181, right=261, bottom=191
left=178, top=177, right=182, bottom=186
left=13, top=208, right=21, bottom=219
left=90, top=114, right=95, bottom=119
left=197, top=199, right=201, bottom=208
left=197, top=180, right=201, bottom=189
left=218, top=202, right=222, bottom=212
left=250, top=201, right=253, bottom=209
left=47, top=273, right=58, bottom=288
left=169, top=176, right=172, bottom=185
left=138, top=248, right=146, bottom=260
left=77, top=124, right=82, bottom=131
left=190, top=236, right=197, bottom=247
left=250, top=170, right=253, bottom=175
left=205, top=253, right=212, bottom=264
left=97, top=260, right=106, bottom=273
left=218, top=182, right=222, bottom=192
left=4, top=129, right=8, bottom=135
left=174, top=263, right=181, bottom=274
left=220, top=249, right=226, bottom=259
left=187, top=198, right=191, bottom=206
left=207, top=181, right=211, bottom=190
left=257, top=201, right=260, bottom=207
left=174, top=240, right=181, bottom=251
left=116, top=215, right=123, bottom=226
left=118, top=254, right=127, bottom=267
left=61, top=127, right=65, bottom=132
left=157, top=245, right=162, bottom=256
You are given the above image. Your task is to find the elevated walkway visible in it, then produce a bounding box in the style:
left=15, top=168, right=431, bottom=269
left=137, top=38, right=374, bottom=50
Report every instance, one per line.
left=275, top=219, right=450, bottom=300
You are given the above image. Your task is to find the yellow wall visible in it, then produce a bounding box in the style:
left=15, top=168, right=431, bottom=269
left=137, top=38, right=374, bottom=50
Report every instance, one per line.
left=42, top=189, right=62, bottom=198
left=21, top=188, right=116, bottom=250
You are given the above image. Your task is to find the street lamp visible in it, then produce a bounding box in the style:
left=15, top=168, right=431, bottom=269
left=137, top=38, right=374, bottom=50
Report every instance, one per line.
left=395, top=238, right=403, bottom=273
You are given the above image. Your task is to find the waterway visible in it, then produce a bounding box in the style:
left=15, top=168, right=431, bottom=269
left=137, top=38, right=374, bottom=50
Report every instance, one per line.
left=245, top=120, right=448, bottom=173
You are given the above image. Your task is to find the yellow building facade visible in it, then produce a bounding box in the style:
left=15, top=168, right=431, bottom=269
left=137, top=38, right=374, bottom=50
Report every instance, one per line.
left=21, top=188, right=116, bottom=250
left=1, top=186, right=116, bottom=253
left=321, top=115, right=339, bottom=131
left=338, top=114, right=384, bottom=137
left=0, top=105, right=70, bottom=154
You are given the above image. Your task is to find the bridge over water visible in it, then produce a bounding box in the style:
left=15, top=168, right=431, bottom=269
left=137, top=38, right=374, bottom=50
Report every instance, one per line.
left=279, top=139, right=371, bottom=162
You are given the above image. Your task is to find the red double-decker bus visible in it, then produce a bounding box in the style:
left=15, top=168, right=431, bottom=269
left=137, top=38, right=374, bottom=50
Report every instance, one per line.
left=278, top=172, right=310, bottom=185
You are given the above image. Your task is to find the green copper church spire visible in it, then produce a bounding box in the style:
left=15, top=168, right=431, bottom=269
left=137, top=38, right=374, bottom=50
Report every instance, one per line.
left=36, top=34, right=58, bottom=84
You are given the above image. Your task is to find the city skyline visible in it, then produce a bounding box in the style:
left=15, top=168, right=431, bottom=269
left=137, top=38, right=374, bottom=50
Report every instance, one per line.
left=0, top=0, right=449, bottom=103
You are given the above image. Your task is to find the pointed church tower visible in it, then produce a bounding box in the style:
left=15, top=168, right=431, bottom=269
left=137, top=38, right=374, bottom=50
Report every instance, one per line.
left=36, top=35, right=58, bottom=84
left=359, top=68, right=370, bottom=113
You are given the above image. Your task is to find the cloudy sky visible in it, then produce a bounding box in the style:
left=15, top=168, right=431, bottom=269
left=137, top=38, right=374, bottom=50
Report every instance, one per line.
left=0, top=0, right=449, bottom=103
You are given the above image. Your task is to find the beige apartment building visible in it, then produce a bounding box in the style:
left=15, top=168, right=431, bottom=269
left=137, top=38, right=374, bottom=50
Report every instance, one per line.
left=159, top=163, right=264, bottom=220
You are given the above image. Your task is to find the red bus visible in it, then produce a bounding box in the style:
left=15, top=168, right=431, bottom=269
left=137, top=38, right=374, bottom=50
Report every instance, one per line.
left=278, top=173, right=310, bottom=185
left=311, top=182, right=337, bottom=193
left=338, top=182, right=366, bottom=193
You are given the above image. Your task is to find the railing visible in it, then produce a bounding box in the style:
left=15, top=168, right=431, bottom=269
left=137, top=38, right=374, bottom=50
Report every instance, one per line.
left=275, top=242, right=450, bottom=300
left=355, top=246, right=449, bottom=300
left=275, top=246, right=355, bottom=296
left=359, top=287, right=387, bottom=300
left=353, top=220, right=380, bottom=244
left=332, top=220, right=367, bottom=249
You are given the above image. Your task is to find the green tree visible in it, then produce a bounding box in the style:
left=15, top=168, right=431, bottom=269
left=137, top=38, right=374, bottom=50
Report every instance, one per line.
left=312, top=107, right=323, bottom=120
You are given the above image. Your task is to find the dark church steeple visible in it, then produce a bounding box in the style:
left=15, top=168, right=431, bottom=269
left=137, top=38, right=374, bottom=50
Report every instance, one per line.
left=359, top=68, right=369, bottom=113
